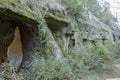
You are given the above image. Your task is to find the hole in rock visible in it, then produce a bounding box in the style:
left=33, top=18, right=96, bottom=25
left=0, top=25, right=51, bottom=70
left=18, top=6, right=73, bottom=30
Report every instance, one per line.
left=45, top=17, right=68, bottom=38
left=0, top=19, right=38, bottom=66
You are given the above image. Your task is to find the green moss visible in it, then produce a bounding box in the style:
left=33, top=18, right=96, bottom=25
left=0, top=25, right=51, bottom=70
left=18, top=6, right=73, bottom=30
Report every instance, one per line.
left=44, top=12, right=68, bottom=24
left=0, top=0, right=38, bottom=25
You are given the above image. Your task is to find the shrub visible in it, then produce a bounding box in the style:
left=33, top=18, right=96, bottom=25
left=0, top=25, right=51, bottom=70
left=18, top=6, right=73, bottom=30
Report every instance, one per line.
left=0, top=78, right=5, bottom=80
left=105, top=41, right=120, bottom=59
left=66, top=0, right=80, bottom=14
left=25, top=39, right=110, bottom=80
left=27, top=54, right=75, bottom=80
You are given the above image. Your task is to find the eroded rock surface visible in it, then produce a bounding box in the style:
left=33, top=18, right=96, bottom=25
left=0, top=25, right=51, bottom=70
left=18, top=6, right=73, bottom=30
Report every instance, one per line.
left=76, top=11, right=118, bottom=43
left=7, top=27, right=23, bottom=68
left=0, top=20, right=15, bottom=64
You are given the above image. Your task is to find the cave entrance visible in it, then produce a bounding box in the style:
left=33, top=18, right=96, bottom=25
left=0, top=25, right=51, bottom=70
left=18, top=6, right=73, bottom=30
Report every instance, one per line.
left=0, top=20, right=15, bottom=63
left=45, top=17, right=68, bottom=39
left=0, top=18, right=38, bottom=67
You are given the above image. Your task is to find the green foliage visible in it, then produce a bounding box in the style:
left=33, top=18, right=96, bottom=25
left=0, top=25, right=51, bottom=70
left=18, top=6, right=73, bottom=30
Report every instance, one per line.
left=84, top=73, right=105, bottom=80
left=66, top=0, right=80, bottom=14
left=19, top=38, right=112, bottom=80
left=0, top=78, right=5, bottom=80
left=105, top=41, right=120, bottom=59
left=31, top=56, right=74, bottom=80
left=86, top=0, right=117, bottom=24
left=66, top=0, right=87, bottom=15
left=0, top=0, right=119, bottom=80
left=26, top=0, right=38, bottom=10
left=82, top=42, right=111, bottom=72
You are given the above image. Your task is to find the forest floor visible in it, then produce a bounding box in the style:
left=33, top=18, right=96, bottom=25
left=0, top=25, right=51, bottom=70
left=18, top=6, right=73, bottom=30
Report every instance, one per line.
left=106, top=58, right=120, bottom=80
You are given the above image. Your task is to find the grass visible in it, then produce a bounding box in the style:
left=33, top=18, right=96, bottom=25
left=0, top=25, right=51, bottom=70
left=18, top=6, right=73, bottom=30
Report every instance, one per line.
left=0, top=0, right=120, bottom=80
left=16, top=39, right=119, bottom=80
left=0, top=31, right=119, bottom=80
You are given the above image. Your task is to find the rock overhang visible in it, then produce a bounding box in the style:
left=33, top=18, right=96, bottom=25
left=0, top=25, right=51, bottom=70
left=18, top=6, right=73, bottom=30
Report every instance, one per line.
left=0, top=0, right=70, bottom=65
left=45, top=13, right=69, bottom=32
left=0, top=0, right=39, bottom=25
left=0, top=0, right=40, bottom=66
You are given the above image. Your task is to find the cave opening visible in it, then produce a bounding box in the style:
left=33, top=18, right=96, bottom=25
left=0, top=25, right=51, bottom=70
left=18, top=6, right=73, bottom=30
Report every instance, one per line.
left=0, top=18, right=38, bottom=66
left=45, top=17, right=68, bottom=39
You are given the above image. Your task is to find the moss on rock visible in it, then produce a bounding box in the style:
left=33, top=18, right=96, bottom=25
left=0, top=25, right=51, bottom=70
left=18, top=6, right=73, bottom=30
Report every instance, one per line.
left=0, top=0, right=38, bottom=25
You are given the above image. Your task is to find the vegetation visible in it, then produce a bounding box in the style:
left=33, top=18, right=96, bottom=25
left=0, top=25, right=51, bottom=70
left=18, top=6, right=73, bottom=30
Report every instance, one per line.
left=11, top=40, right=118, bottom=80
left=0, top=0, right=120, bottom=80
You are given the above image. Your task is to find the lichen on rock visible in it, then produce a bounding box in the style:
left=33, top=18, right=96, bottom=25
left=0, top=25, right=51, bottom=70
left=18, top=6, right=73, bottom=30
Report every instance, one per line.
left=0, top=0, right=38, bottom=25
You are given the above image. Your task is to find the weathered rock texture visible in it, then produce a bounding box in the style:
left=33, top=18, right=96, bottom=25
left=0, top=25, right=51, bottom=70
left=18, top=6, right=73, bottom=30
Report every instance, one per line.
left=0, top=0, right=119, bottom=70
left=7, top=27, right=23, bottom=68
left=0, top=0, right=39, bottom=67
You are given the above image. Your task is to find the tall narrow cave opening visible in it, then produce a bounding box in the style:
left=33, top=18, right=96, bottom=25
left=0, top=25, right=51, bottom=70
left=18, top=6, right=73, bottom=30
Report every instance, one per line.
left=0, top=18, right=38, bottom=66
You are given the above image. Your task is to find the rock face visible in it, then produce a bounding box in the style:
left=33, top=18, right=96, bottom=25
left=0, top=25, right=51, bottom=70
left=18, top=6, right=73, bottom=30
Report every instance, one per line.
left=0, top=0, right=119, bottom=71
left=0, top=0, right=38, bottom=25
left=0, top=20, right=14, bottom=64
left=76, top=12, right=115, bottom=43
left=7, top=27, right=23, bottom=68
left=0, top=0, right=39, bottom=68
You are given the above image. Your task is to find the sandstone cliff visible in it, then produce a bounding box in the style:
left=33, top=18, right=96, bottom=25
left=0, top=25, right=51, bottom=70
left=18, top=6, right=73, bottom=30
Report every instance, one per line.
left=0, top=0, right=120, bottom=80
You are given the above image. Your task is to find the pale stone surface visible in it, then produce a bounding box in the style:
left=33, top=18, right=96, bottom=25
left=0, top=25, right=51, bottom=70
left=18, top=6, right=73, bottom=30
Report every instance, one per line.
left=7, top=27, right=23, bottom=68
left=45, top=26, right=63, bottom=61
left=76, top=11, right=120, bottom=42
left=106, top=78, right=120, bottom=80
left=106, top=60, right=120, bottom=80
left=39, top=0, right=67, bottom=15
left=78, top=13, right=114, bottom=41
